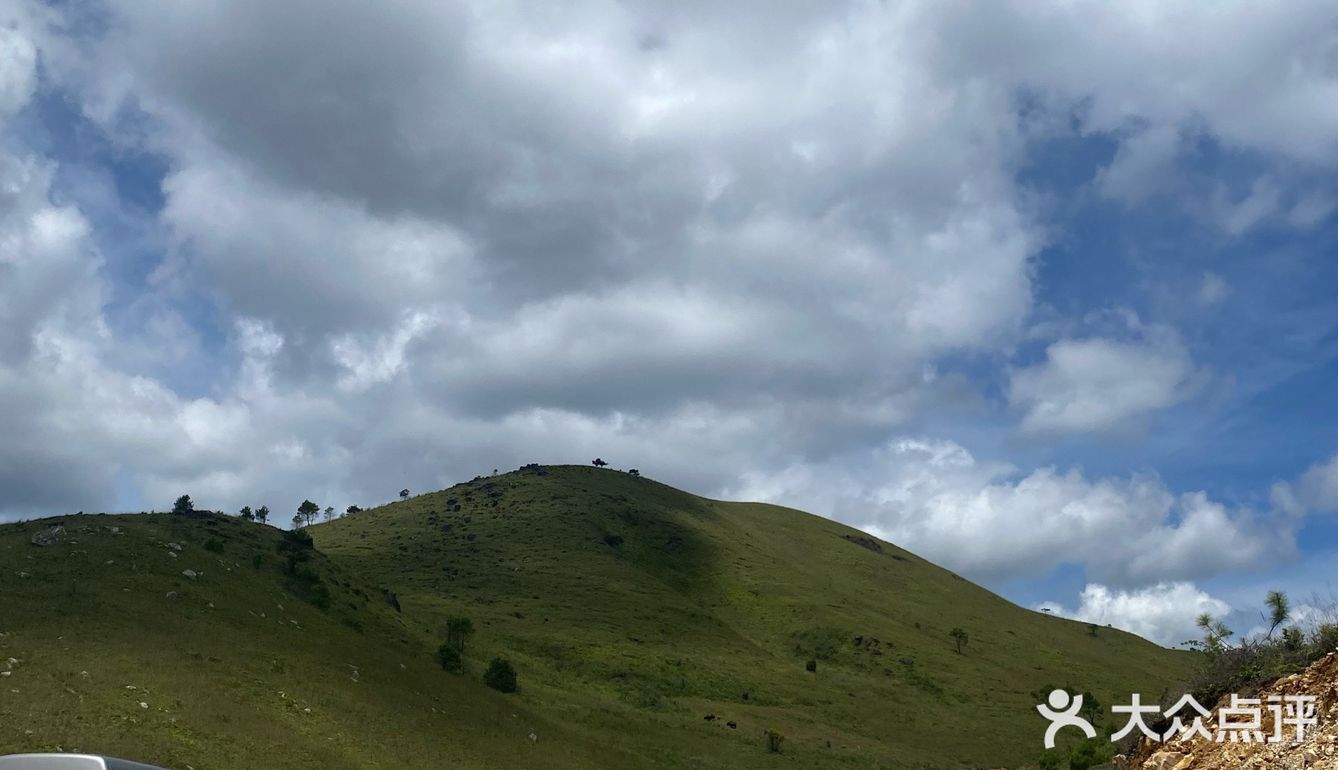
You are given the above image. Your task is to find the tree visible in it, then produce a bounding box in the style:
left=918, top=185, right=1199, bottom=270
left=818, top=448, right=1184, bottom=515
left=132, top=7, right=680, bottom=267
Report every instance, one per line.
left=592, top=458, right=608, bottom=468
left=297, top=499, right=320, bottom=526
left=483, top=658, right=517, bottom=693
left=239, top=505, right=254, bottom=521
left=346, top=505, right=361, bottom=515
left=324, top=505, right=335, bottom=522
left=399, top=488, right=410, bottom=501
left=445, top=616, right=475, bottom=653
left=255, top=505, right=270, bottom=525
left=1087, top=623, right=1099, bottom=637
left=1196, top=612, right=1233, bottom=657
left=627, top=468, right=640, bottom=477
left=1265, top=590, right=1291, bottom=639
left=172, top=495, right=194, bottom=516
left=292, top=514, right=303, bottom=529
left=949, top=627, right=968, bottom=654
left=435, top=643, right=463, bottom=673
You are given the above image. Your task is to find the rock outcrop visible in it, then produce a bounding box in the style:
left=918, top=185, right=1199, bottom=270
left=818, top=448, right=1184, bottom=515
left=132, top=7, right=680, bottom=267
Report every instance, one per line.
left=1124, top=651, right=1338, bottom=769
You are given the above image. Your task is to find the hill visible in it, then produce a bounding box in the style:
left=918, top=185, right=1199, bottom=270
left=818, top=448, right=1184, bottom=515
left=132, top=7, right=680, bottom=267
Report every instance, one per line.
left=0, top=465, right=1195, bottom=768
left=313, top=464, right=1194, bottom=768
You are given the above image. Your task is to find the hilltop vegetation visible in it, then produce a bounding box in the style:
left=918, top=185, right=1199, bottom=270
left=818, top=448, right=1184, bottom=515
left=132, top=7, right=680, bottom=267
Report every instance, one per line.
left=0, top=465, right=1194, bottom=768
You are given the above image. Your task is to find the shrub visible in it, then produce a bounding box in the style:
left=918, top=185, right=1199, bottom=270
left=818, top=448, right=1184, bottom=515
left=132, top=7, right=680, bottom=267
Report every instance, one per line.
left=204, top=538, right=224, bottom=553
left=251, top=552, right=265, bottom=570
left=764, top=728, right=784, bottom=753
left=277, top=529, right=315, bottom=573
left=483, top=658, right=518, bottom=693
left=805, top=659, right=817, bottom=672
left=436, top=644, right=463, bottom=673
left=172, top=495, right=194, bottom=516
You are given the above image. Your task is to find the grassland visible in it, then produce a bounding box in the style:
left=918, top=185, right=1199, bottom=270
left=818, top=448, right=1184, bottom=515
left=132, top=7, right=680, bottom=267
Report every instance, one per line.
left=0, top=464, right=1195, bottom=769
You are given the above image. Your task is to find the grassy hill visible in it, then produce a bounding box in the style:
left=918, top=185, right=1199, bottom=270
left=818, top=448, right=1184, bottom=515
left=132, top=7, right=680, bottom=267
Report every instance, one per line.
left=313, top=465, right=1193, bottom=768
left=0, top=464, right=1194, bottom=769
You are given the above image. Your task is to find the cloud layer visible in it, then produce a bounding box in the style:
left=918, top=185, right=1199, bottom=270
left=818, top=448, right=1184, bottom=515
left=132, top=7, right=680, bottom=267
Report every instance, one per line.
left=4, top=0, right=1338, bottom=644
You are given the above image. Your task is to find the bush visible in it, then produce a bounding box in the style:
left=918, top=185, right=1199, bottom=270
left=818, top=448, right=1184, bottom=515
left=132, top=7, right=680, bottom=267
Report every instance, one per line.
left=172, top=495, right=194, bottom=516
left=764, top=728, right=784, bottom=753
left=805, top=659, right=817, bottom=672
left=483, top=658, right=518, bottom=693
left=436, top=644, right=463, bottom=673
left=204, top=538, right=224, bottom=553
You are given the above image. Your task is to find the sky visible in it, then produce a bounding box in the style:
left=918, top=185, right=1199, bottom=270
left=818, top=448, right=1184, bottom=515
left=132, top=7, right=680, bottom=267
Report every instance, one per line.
left=2, top=0, right=1338, bottom=647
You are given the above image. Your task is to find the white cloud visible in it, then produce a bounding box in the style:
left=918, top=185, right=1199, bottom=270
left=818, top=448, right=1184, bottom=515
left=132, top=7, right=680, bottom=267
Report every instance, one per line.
left=1095, top=125, right=1182, bottom=205
left=0, top=23, right=36, bottom=119
left=1040, top=582, right=1231, bottom=646
left=1009, top=334, right=1199, bottom=435
left=731, top=437, right=1291, bottom=586
left=1270, top=453, right=1338, bottom=521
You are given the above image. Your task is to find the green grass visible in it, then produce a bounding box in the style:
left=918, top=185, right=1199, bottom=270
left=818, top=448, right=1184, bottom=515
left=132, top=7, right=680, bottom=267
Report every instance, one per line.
left=314, top=465, right=1196, bottom=768
left=0, top=465, right=1195, bottom=769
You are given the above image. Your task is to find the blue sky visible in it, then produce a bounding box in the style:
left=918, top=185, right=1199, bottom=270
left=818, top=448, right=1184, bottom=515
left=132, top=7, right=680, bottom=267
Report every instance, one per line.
left=3, top=0, right=1338, bottom=646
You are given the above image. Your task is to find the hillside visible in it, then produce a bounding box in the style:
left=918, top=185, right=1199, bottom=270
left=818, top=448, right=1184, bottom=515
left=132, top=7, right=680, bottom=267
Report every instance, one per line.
left=314, top=464, right=1194, bottom=768
left=0, top=465, right=1194, bottom=769
left=0, top=512, right=617, bottom=769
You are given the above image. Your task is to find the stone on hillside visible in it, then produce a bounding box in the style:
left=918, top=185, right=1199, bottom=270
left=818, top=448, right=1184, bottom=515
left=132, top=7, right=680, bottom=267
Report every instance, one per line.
left=30, top=526, right=65, bottom=547
left=165, top=591, right=178, bottom=600
left=181, top=569, right=198, bottom=579
left=167, top=542, right=183, bottom=551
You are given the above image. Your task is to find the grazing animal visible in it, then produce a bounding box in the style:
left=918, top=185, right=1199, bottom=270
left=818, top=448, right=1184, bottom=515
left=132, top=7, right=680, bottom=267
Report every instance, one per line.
left=703, top=713, right=717, bottom=722
left=726, top=721, right=737, bottom=729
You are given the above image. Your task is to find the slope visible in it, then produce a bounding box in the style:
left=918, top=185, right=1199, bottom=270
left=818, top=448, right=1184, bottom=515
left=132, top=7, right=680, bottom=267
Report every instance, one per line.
left=313, top=464, right=1196, bottom=768
left=0, top=511, right=622, bottom=769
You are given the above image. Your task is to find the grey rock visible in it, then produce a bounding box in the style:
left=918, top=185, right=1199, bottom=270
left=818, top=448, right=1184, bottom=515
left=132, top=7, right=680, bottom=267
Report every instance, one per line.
left=30, top=526, right=64, bottom=547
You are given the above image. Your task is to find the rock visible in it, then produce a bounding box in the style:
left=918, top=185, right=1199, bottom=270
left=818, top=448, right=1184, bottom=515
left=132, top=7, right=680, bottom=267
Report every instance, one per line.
left=139, top=702, right=148, bottom=709
left=30, top=526, right=65, bottom=547
left=1145, top=752, right=1187, bottom=770
left=181, top=569, right=198, bottom=579
left=167, top=542, right=183, bottom=551
left=165, top=592, right=178, bottom=600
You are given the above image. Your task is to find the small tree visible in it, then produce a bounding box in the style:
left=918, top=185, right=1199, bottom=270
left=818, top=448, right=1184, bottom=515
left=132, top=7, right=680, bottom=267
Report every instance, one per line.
left=592, top=458, right=608, bottom=468
left=292, top=514, right=303, bottom=529
left=256, top=505, right=270, bottom=524
left=1265, top=590, right=1290, bottom=640
left=949, top=627, right=968, bottom=654
left=324, top=505, right=335, bottom=522
left=399, top=488, right=410, bottom=501
left=297, top=499, right=320, bottom=526
left=1196, top=612, right=1234, bottom=658
left=172, top=495, right=194, bottom=516
left=483, top=658, right=517, bottom=693
left=239, top=505, right=254, bottom=521
left=435, top=643, right=463, bottom=673
left=346, top=505, right=361, bottom=515
left=1087, top=623, right=1099, bottom=638
left=627, top=468, right=640, bottom=477
left=764, top=728, right=784, bottom=753
left=445, top=616, right=475, bottom=653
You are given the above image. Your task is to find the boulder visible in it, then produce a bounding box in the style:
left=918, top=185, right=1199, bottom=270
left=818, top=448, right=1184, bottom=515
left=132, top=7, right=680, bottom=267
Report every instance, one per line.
left=30, top=526, right=64, bottom=547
